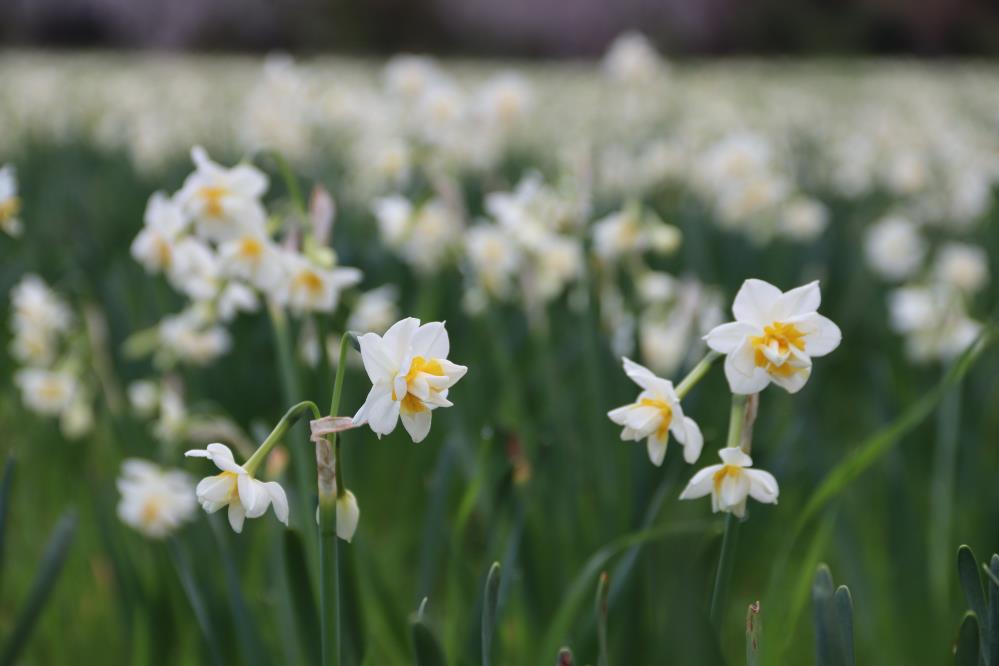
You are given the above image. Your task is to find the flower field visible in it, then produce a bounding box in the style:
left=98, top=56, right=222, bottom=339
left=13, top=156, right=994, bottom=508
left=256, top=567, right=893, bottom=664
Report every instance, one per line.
left=1, top=40, right=998, bottom=665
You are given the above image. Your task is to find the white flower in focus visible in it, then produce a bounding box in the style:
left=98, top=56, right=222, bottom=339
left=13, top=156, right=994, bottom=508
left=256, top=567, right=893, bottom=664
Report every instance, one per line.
left=607, top=358, right=704, bottom=466
left=185, top=443, right=289, bottom=533
left=864, top=215, right=926, bottom=282
left=117, top=459, right=197, bottom=539
left=347, top=286, right=400, bottom=335
left=131, top=192, right=188, bottom=274
left=932, top=243, right=989, bottom=294
left=0, top=164, right=23, bottom=236
left=15, top=368, right=77, bottom=416
left=705, top=279, right=841, bottom=394
left=353, top=318, right=468, bottom=443
left=679, top=447, right=779, bottom=518
left=603, top=32, right=666, bottom=84
left=176, top=146, right=268, bottom=242
left=277, top=253, right=362, bottom=314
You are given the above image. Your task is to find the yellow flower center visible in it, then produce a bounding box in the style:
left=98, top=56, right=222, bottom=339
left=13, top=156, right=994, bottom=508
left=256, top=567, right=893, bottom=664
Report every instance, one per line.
left=294, top=269, right=324, bottom=294
left=398, top=356, right=445, bottom=414
left=0, top=196, right=21, bottom=221
left=217, top=471, right=240, bottom=501
left=38, top=379, right=66, bottom=401
left=749, top=321, right=806, bottom=377
left=638, top=397, right=673, bottom=439
left=238, top=236, right=264, bottom=260
left=155, top=236, right=172, bottom=267
left=712, top=464, right=743, bottom=493
left=140, top=499, right=162, bottom=526
left=199, top=186, right=228, bottom=217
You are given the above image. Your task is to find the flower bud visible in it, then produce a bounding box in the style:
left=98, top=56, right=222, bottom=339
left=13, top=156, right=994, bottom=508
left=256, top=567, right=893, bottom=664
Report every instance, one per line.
left=336, top=490, right=360, bottom=542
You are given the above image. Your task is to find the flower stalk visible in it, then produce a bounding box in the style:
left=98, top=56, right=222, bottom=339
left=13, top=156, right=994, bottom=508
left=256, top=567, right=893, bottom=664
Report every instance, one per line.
left=675, top=351, right=721, bottom=399
left=242, top=400, right=321, bottom=477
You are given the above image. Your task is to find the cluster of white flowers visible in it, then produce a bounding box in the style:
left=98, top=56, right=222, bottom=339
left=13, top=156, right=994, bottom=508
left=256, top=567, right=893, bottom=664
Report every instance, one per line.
left=372, top=195, right=464, bottom=274
left=610, top=279, right=841, bottom=518
left=9, top=275, right=94, bottom=439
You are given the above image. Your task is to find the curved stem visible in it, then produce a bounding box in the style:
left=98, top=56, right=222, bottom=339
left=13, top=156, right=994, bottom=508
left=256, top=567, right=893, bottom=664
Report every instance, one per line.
left=709, top=393, right=749, bottom=628
left=675, top=351, right=721, bottom=399
left=242, top=400, right=322, bottom=477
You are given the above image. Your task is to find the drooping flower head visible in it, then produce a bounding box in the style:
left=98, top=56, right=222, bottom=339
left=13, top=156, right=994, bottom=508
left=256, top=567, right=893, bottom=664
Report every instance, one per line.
left=185, top=443, right=288, bottom=533
left=704, top=279, right=841, bottom=394
left=607, top=358, right=703, bottom=466
left=353, top=317, right=467, bottom=443
left=117, top=459, right=197, bottom=539
left=679, top=447, right=778, bottom=518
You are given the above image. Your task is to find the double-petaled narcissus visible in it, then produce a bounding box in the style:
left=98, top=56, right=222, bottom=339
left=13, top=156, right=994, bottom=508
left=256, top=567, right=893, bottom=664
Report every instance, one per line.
left=704, top=279, right=841, bottom=394
left=607, top=358, right=704, bottom=466
left=679, top=447, right=778, bottom=517
left=185, top=443, right=289, bottom=533
left=353, top=317, right=467, bottom=443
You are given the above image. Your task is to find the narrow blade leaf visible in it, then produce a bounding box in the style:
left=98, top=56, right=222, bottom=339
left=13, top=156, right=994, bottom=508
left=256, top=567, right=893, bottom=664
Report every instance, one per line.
left=482, top=562, right=502, bottom=666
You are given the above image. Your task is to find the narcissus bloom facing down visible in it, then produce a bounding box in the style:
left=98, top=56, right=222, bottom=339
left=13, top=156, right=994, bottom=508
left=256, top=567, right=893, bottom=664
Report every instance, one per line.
left=679, top=447, right=778, bottom=518
left=353, top=317, right=467, bottom=443
left=607, top=358, right=703, bottom=466
left=185, top=443, right=289, bottom=533
left=704, top=279, right=841, bottom=394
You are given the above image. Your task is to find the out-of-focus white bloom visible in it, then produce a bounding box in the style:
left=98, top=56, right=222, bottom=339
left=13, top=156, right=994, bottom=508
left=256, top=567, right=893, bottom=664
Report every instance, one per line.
left=384, top=55, right=442, bottom=100
left=372, top=196, right=462, bottom=273
left=884, top=151, right=928, bottom=195
left=416, top=82, right=466, bottom=142
left=15, top=368, right=77, bottom=415
left=679, top=447, right=779, bottom=518
left=347, top=286, right=400, bottom=335
left=336, top=490, right=360, bottom=542
left=167, top=238, right=221, bottom=301
left=465, top=226, right=522, bottom=299
left=353, top=318, right=467, bottom=442
left=592, top=206, right=681, bottom=262
left=216, top=281, right=259, bottom=322
left=10, top=274, right=72, bottom=336
left=128, top=380, right=159, bottom=416
left=777, top=196, right=828, bottom=241
left=705, top=279, right=841, bottom=394
left=636, top=276, right=723, bottom=377
left=60, top=397, right=94, bottom=439
left=0, top=164, right=23, bottom=236
left=153, top=382, right=188, bottom=443
left=117, top=459, right=197, bottom=539
left=607, top=358, right=703, bottom=466
left=277, top=253, right=362, bottom=314
left=185, top=443, right=289, bottom=533
left=602, top=32, right=667, bottom=84
left=932, top=242, right=989, bottom=293
left=888, top=284, right=982, bottom=362
left=475, top=72, right=532, bottom=129
left=864, top=215, right=926, bottom=281
left=176, top=146, right=268, bottom=242
left=219, top=230, right=285, bottom=292
left=131, top=192, right=188, bottom=273
left=637, top=272, right=677, bottom=304
left=159, top=308, right=231, bottom=365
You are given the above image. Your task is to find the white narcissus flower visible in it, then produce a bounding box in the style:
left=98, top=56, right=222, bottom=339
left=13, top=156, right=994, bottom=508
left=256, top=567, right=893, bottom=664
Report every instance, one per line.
left=184, top=443, right=289, bottom=533
left=277, top=253, right=362, bottom=314
left=353, top=317, right=467, bottom=443
left=679, top=447, right=778, bottom=518
left=131, top=192, right=189, bottom=274
left=117, top=459, right=197, bottom=539
left=863, top=215, right=925, bottom=282
left=0, top=164, right=24, bottom=237
left=176, top=146, right=268, bottom=242
left=15, top=368, right=77, bottom=416
left=607, top=358, right=704, bottom=466
left=704, top=279, right=841, bottom=394
left=219, top=230, right=285, bottom=292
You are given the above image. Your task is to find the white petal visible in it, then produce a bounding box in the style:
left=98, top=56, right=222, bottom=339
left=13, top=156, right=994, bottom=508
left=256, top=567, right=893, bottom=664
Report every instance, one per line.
left=704, top=321, right=758, bottom=354
left=607, top=404, right=635, bottom=426
left=679, top=465, right=721, bottom=500
left=769, top=364, right=812, bottom=394
left=206, top=443, right=243, bottom=473
left=239, top=475, right=270, bottom=518
left=646, top=431, right=668, bottom=466
left=400, top=409, right=432, bottom=443
left=732, top=279, right=782, bottom=325
left=718, top=447, right=752, bottom=467
left=746, top=469, right=779, bottom=504
left=719, top=473, right=749, bottom=509
left=367, top=392, right=401, bottom=437
left=790, top=312, right=842, bottom=357
left=411, top=321, right=449, bottom=359
left=196, top=475, right=234, bottom=504
left=228, top=502, right=246, bottom=533
left=381, top=317, right=420, bottom=364
left=358, top=333, right=397, bottom=384
left=264, top=482, right=289, bottom=525
left=621, top=357, right=658, bottom=391
left=724, top=341, right=771, bottom=395
left=336, top=491, right=360, bottom=542
left=677, top=416, right=703, bottom=464
left=773, top=280, right=821, bottom=320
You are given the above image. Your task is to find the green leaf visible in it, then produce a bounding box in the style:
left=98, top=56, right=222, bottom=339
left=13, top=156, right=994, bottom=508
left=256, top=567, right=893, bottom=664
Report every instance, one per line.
left=988, top=555, right=999, bottom=666
left=0, top=510, right=78, bottom=666
left=957, top=545, right=988, bottom=661
left=746, top=601, right=762, bottom=666
left=482, top=562, right=502, bottom=666
left=834, top=586, right=855, bottom=666
left=208, top=518, right=267, bottom=666
left=0, top=456, right=14, bottom=597
left=411, top=602, right=447, bottom=666
left=955, top=612, right=981, bottom=666
left=813, top=564, right=852, bottom=666
left=595, top=571, right=609, bottom=666
left=556, top=647, right=574, bottom=666
left=284, top=529, right=320, bottom=666
left=167, top=537, right=223, bottom=666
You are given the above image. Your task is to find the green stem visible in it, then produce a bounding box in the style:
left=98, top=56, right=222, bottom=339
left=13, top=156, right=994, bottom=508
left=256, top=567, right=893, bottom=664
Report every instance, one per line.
left=928, top=365, right=963, bottom=609
left=709, top=393, right=749, bottom=628
left=243, top=400, right=322, bottom=477
left=319, top=333, right=353, bottom=666
left=675, top=351, right=721, bottom=399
